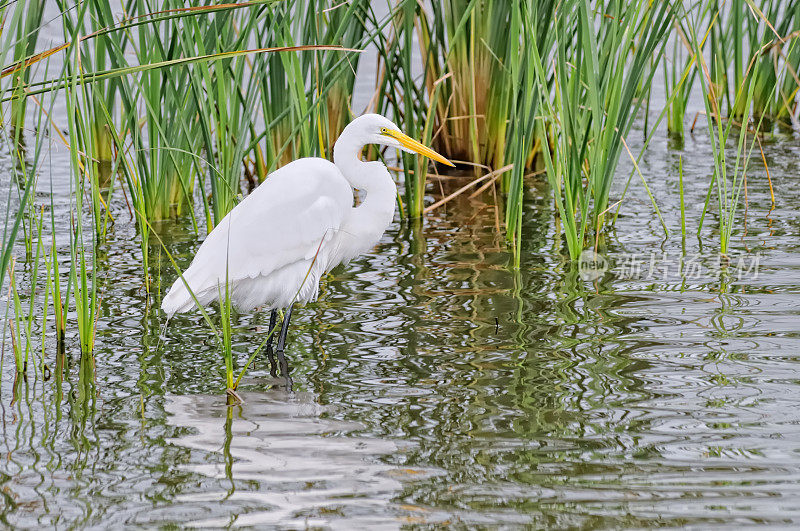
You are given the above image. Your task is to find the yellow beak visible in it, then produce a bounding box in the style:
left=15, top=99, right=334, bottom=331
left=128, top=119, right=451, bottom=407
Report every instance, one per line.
left=382, top=130, right=455, bottom=167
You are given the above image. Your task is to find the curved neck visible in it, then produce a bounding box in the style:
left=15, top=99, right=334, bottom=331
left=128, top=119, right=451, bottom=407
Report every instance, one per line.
left=332, top=135, right=397, bottom=255
left=333, top=138, right=370, bottom=190
left=333, top=136, right=395, bottom=198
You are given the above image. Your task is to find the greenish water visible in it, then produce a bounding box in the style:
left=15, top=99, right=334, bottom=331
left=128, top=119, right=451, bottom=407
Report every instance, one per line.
left=3, top=125, right=800, bottom=527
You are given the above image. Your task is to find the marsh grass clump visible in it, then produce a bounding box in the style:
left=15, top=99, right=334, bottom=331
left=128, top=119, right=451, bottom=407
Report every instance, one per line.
left=372, top=0, right=561, bottom=224
left=255, top=0, right=370, bottom=177
left=704, top=0, right=800, bottom=129
left=530, top=0, right=674, bottom=259
left=685, top=0, right=799, bottom=251
left=422, top=0, right=531, bottom=171
left=692, top=11, right=768, bottom=255
left=63, top=48, right=103, bottom=355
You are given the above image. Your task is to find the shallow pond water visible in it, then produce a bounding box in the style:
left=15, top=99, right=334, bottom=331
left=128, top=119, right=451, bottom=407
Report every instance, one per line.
left=2, top=120, right=800, bottom=528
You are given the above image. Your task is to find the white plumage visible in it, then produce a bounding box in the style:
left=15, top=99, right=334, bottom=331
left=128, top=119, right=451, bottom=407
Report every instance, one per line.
left=162, top=159, right=349, bottom=313
left=161, top=114, right=453, bottom=318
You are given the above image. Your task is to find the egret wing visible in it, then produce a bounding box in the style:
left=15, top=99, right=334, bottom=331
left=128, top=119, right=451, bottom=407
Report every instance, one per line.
left=162, top=158, right=351, bottom=313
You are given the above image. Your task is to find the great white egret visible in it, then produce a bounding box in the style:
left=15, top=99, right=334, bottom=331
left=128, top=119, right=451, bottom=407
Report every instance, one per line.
left=162, top=114, right=453, bottom=374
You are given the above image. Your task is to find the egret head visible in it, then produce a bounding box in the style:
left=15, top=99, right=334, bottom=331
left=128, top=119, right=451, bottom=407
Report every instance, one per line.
left=342, top=114, right=455, bottom=167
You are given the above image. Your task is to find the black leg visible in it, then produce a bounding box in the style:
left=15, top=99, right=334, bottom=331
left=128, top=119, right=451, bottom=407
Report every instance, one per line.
left=275, top=305, right=293, bottom=377
left=265, top=309, right=278, bottom=376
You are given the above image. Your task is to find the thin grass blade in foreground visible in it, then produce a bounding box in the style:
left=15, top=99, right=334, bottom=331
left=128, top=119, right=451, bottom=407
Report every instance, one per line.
left=2, top=44, right=359, bottom=102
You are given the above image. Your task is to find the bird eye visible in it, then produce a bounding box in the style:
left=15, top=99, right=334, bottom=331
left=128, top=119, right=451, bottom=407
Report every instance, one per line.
left=380, top=127, right=387, bottom=133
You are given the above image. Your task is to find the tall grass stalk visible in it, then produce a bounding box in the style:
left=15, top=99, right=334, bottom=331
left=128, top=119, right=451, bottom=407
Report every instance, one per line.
left=679, top=155, right=687, bottom=250
left=105, top=0, right=205, bottom=287
left=1, top=56, right=63, bottom=372
left=254, top=0, right=369, bottom=177
left=531, top=0, right=674, bottom=259
left=693, top=12, right=765, bottom=254
left=732, top=0, right=800, bottom=127
left=149, top=224, right=277, bottom=399
left=504, top=1, right=557, bottom=261
left=7, top=208, right=47, bottom=376
left=61, top=2, right=102, bottom=354
left=0, top=9, right=57, bottom=291
left=8, top=0, right=46, bottom=135
left=218, top=276, right=235, bottom=394
left=181, top=4, right=270, bottom=225
left=665, top=22, right=698, bottom=139
left=705, top=0, right=800, bottom=128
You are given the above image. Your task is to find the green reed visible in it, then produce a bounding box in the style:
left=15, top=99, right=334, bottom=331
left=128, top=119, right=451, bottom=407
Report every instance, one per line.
left=218, top=273, right=235, bottom=394
left=706, top=0, right=800, bottom=128
left=732, top=0, right=800, bottom=128
left=375, top=0, right=675, bottom=256
left=679, top=155, right=687, bottom=249
left=664, top=21, right=698, bottom=140
left=255, top=4, right=314, bottom=174
left=372, top=0, right=552, bottom=218
left=530, top=0, right=674, bottom=260
left=59, top=1, right=102, bottom=354
left=150, top=223, right=278, bottom=399
left=254, top=0, right=369, bottom=176
left=312, top=0, right=370, bottom=155
left=7, top=211, right=44, bottom=376
left=687, top=0, right=798, bottom=253
left=0, top=1, right=46, bottom=289
left=105, top=0, right=201, bottom=226
left=8, top=0, right=45, bottom=136
left=182, top=4, right=270, bottom=226
left=370, top=0, right=427, bottom=217
left=150, top=221, right=233, bottom=391
left=503, top=1, right=557, bottom=261
left=693, top=12, right=765, bottom=255
left=1, top=50, right=62, bottom=372
left=433, top=0, right=536, bottom=171
left=774, top=23, right=800, bottom=130
left=50, top=236, right=67, bottom=348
